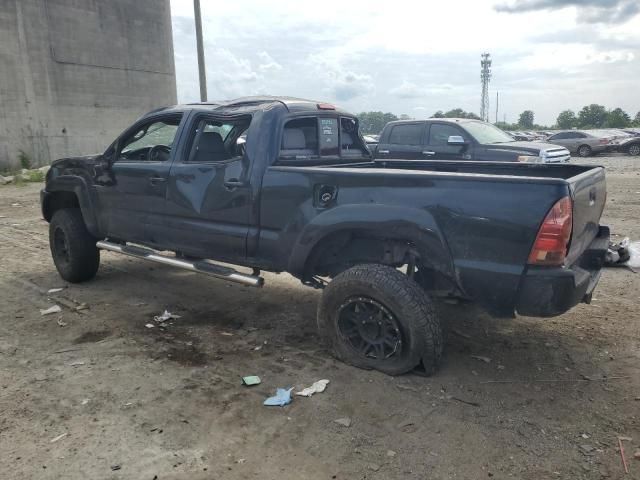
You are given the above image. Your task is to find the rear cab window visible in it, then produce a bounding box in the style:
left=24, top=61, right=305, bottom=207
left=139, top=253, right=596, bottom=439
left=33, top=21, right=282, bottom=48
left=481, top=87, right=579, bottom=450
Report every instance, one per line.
left=278, top=115, right=368, bottom=164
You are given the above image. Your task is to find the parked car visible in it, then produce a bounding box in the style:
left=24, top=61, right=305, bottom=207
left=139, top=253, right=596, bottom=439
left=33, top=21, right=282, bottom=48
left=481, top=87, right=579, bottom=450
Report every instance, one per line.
left=618, top=135, right=640, bottom=156
left=546, top=130, right=610, bottom=157
left=41, top=96, right=608, bottom=376
left=508, top=131, right=531, bottom=141
left=372, top=119, right=570, bottom=163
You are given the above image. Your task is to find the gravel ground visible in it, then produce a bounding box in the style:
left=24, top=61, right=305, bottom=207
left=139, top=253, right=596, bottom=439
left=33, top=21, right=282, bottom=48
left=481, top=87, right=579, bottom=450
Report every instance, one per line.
left=0, top=155, right=639, bottom=480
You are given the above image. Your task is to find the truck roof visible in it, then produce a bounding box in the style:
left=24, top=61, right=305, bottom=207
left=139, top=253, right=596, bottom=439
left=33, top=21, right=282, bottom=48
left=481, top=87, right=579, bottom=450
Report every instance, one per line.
left=145, top=96, right=353, bottom=117
left=386, top=118, right=481, bottom=126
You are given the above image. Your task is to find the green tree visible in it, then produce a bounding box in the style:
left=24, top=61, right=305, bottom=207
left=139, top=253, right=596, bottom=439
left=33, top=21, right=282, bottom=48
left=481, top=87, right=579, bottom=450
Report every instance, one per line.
left=433, top=108, right=481, bottom=119
left=605, top=108, right=631, bottom=128
left=431, top=110, right=445, bottom=118
left=356, top=111, right=398, bottom=134
left=556, top=110, right=577, bottom=129
left=577, top=104, right=607, bottom=128
left=634, top=111, right=640, bottom=127
left=518, top=110, right=535, bottom=128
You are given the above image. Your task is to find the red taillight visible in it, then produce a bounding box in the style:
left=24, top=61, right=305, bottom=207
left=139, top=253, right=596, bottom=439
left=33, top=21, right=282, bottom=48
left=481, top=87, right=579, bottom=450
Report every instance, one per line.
left=528, top=196, right=573, bottom=266
left=317, top=103, right=336, bottom=110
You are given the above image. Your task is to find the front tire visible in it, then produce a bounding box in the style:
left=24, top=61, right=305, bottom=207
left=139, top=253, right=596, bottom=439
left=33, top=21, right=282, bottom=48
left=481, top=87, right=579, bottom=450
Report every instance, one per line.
left=49, top=208, right=100, bottom=283
left=628, top=143, right=640, bottom=156
left=317, top=264, right=442, bottom=376
left=577, top=145, right=592, bottom=157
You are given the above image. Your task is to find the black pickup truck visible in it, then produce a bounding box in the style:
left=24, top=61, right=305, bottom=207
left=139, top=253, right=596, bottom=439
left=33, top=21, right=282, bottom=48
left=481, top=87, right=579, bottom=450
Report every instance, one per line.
left=41, top=96, right=608, bottom=375
left=372, top=118, right=571, bottom=163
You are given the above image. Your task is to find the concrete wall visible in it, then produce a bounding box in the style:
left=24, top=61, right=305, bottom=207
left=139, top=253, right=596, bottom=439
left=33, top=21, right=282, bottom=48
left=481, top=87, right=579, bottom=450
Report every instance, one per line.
left=0, top=0, right=177, bottom=169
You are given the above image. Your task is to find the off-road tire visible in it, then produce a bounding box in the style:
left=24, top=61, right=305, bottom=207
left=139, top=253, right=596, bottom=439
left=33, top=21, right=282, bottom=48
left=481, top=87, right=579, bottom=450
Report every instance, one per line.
left=577, top=145, right=592, bottom=157
left=317, top=264, right=442, bottom=376
left=49, top=208, right=100, bottom=283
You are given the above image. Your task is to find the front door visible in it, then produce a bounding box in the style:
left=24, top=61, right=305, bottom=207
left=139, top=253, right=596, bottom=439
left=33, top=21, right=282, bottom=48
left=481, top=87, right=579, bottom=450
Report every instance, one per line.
left=161, top=114, right=254, bottom=262
left=423, top=123, right=471, bottom=160
left=96, top=113, right=184, bottom=243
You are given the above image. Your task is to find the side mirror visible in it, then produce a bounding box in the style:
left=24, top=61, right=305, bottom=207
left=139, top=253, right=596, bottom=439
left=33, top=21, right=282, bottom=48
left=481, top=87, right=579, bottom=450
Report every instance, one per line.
left=447, top=135, right=466, bottom=146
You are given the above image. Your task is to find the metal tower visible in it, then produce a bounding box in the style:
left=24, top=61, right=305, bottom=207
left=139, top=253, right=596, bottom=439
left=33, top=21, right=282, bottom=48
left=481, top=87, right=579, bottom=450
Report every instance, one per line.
left=480, top=53, right=492, bottom=122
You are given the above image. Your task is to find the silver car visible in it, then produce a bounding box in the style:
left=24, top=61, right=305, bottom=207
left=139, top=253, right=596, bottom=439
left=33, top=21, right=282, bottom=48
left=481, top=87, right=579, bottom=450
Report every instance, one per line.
left=546, top=130, right=610, bottom=157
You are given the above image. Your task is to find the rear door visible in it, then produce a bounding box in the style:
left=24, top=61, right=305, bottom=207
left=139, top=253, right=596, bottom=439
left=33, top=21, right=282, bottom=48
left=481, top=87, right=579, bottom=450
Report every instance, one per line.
left=377, top=123, right=426, bottom=160
left=161, top=113, right=254, bottom=262
left=547, top=132, right=572, bottom=150
left=423, top=122, right=471, bottom=160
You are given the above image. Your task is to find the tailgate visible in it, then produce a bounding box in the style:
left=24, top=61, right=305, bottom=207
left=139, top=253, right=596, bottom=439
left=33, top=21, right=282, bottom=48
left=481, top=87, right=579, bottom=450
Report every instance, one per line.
left=566, top=166, right=606, bottom=266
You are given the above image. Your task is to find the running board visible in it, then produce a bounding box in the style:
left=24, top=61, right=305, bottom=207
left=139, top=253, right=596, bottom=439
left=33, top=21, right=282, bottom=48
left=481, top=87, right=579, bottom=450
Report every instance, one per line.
left=96, top=240, right=264, bottom=288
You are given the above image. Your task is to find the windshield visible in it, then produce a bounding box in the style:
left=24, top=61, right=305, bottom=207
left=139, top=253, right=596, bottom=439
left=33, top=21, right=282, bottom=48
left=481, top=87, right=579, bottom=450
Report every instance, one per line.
left=463, top=122, right=516, bottom=144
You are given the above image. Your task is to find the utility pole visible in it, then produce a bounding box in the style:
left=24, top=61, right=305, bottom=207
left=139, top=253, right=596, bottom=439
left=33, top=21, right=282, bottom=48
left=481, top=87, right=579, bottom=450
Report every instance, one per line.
left=194, top=0, right=207, bottom=102
left=480, top=53, right=491, bottom=122
left=495, top=91, right=499, bottom=124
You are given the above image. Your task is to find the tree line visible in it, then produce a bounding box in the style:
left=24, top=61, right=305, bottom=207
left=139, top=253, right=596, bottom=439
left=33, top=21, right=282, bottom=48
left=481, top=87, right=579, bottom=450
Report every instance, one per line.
left=357, top=106, right=640, bottom=134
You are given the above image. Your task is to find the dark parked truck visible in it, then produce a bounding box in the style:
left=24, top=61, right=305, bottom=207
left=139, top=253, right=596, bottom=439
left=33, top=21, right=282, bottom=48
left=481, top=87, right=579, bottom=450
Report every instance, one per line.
left=372, top=118, right=571, bottom=163
left=41, top=97, right=608, bottom=375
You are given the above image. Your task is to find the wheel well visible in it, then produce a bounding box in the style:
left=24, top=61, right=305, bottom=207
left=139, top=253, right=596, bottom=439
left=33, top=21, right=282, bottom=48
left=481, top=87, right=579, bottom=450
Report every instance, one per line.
left=303, top=230, right=413, bottom=280
left=43, top=191, right=80, bottom=222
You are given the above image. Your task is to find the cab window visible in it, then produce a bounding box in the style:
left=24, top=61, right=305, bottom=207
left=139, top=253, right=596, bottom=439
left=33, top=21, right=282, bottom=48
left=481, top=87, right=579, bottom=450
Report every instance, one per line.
left=187, top=116, right=251, bottom=163
left=118, top=115, right=182, bottom=162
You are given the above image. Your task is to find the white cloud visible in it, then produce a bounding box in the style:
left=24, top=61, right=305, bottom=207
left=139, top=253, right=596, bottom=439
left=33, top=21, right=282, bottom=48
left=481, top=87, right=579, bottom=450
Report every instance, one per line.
left=170, top=0, right=640, bottom=124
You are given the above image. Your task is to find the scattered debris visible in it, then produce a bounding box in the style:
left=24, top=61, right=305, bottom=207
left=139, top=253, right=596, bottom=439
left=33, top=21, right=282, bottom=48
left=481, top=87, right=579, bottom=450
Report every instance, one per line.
left=368, top=463, right=381, bottom=472
left=605, top=237, right=640, bottom=271
left=145, top=323, right=155, bottom=329
left=220, top=332, right=234, bottom=336
left=618, top=436, right=630, bottom=474
left=242, top=376, right=261, bottom=386
left=253, top=345, right=262, bottom=351
left=40, top=305, right=62, bottom=316
left=263, top=387, right=293, bottom=407
left=581, top=433, right=590, bottom=439
left=111, top=465, right=121, bottom=471
left=69, top=361, right=85, bottom=367
left=451, top=396, right=480, bottom=407
left=50, top=433, right=67, bottom=443
left=236, top=458, right=246, bottom=464
left=56, top=318, right=67, bottom=327
left=11, top=202, right=21, bottom=207
left=47, top=288, right=65, bottom=294
left=295, top=379, right=330, bottom=397
left=334, top=417, right=352, bottom=428
left=81, top=399, right=90, bottom=405
left=386, top=450, right=397, bottom=457
left=633, top=450, right=640, bottom=460
left=154, top=310, right=181, bottom=323
left=471, top=355, right=491, bottom=363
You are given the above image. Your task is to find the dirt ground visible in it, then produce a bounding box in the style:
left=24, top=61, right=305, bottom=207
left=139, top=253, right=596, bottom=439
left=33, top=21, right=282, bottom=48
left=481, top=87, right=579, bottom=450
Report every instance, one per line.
left=1, top=156, right=639, bottom=480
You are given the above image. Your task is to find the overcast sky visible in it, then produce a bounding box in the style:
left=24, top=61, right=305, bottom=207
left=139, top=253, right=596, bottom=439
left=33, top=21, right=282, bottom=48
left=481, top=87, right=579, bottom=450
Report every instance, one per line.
left=169, top=0, right=640, bottom=125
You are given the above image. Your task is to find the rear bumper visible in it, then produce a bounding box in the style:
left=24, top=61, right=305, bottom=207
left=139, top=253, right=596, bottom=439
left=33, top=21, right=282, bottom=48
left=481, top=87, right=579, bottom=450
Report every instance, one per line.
left=516, top=226, right=610, bottom=317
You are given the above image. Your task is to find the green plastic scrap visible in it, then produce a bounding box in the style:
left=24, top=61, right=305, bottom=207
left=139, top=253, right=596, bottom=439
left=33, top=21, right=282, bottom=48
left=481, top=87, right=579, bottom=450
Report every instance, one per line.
left=242, top=375, right=261, bottom=386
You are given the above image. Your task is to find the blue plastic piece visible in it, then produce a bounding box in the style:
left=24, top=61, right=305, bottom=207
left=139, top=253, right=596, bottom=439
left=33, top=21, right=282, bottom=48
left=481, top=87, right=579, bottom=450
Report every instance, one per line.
left=263, top=387, right=293, bottom=407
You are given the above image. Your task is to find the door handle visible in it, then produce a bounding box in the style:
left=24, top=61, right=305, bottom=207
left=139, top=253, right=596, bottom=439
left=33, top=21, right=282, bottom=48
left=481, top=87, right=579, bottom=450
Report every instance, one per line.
left=422, top=151, right=436, bottom=156
left=378, top=150, right=389, bottom=154
left=224, top=179, right=245, bottom=190
left=149, top=176, right=166, bottom=185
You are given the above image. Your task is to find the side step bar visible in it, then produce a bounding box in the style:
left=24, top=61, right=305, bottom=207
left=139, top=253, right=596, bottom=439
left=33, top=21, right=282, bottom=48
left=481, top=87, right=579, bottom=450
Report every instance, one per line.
left=96, top=240, right=264, bottom=288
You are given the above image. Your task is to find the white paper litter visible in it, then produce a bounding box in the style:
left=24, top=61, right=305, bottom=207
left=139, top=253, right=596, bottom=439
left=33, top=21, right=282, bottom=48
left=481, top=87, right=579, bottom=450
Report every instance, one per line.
left=57, top=318, right=67, bottom=327
left=145, top=323, right=155, bottom=329
left=626, top=241, right=640, bottom=268
left=50, top=433, right=67, bottom=443
left=40, top=305, right=62, bottom=316
left=153, top=310, right=181, bottom=322
left=69, top=361, right=85, bottom=366
left=295, top=379, right=330, bottom=397
left=48, top=288, right=64, bottom=294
